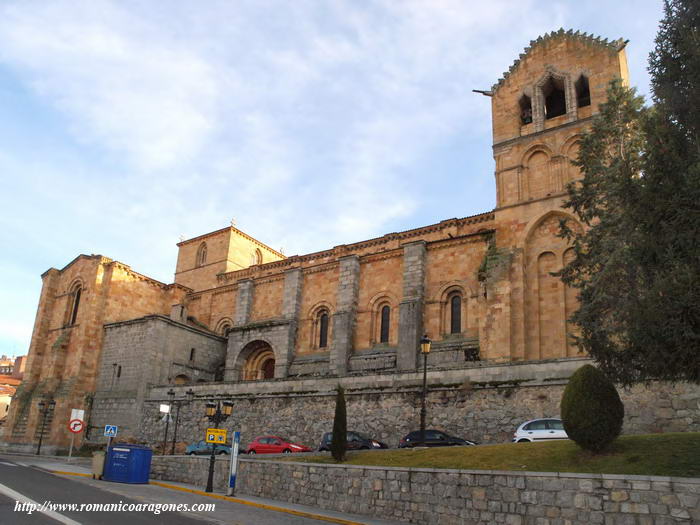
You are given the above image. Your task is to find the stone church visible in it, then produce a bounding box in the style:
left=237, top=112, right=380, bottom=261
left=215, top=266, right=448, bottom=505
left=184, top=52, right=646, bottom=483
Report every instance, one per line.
left=4, top=30, right=697, bottom=453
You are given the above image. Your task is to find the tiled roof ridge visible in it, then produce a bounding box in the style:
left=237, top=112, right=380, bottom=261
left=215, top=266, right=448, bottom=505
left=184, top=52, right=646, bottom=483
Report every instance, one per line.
left=492, top=28, right=627, bottom=93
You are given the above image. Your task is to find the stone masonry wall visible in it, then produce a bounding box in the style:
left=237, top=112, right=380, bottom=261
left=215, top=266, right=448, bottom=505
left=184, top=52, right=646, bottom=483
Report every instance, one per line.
left=136, top=359, right=700, bottom=451
left=149, top=456, right=700, bottom=524
left=91, top=315, right=226, bottom=442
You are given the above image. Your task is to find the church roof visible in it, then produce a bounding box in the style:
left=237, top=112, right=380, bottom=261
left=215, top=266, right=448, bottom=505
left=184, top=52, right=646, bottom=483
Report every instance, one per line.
left=491, top=28, right=627, bottom=93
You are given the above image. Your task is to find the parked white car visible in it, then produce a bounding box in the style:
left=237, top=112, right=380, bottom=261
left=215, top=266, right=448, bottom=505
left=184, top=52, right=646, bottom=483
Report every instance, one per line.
left=512, top=418, right=568, bottom=443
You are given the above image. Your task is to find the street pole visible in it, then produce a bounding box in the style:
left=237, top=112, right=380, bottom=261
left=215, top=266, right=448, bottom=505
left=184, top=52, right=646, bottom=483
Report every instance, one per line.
left=35, top=399, right=55, bottom=456
left=36, top=408, right=48, bottom=455
left=420, top=351, right=427, bottom=446
left=162, top=389, right=175, bottom=455
left=206, top=438, right=217, bottom=493
left=171, top=389, right=194, bottom=455
left=162, top=412, right=170, bottom=456
left=419, top=335, right=431, bottom=447
left=205, top=399, right=233, bottom=493
left=205, top=403, right=222, bottom=493
left=171, top=402, right=181, bottom=455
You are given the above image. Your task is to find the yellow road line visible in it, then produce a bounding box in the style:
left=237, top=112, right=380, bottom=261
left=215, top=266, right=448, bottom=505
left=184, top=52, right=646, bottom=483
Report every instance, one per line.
left=48, top=470, right=92, bottom=478
left=49, top=470, right=364, bottom=525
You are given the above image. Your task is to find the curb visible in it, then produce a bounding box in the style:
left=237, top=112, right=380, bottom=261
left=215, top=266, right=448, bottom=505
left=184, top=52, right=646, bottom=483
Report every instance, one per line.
left=49, top=470, right=364, bottom=525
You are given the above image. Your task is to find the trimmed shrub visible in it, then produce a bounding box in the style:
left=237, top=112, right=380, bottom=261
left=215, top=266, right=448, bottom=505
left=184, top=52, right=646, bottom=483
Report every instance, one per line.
left=330, top=385, right=347, bottom=462
left=561, top=364, right=624, bottom=452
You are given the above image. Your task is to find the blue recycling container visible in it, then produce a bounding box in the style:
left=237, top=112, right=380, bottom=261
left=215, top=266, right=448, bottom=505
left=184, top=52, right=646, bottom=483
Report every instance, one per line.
left=103, top=444, right=153, bottom=484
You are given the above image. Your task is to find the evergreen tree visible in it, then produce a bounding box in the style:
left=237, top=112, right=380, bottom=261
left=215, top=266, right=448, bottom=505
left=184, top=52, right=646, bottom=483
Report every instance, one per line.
left=637, top=0, right=700, bottom=383
left=649, top=0, right=700, bottom=147
left=560, top=0, right=700, bottom=385
left=560, top=365, right=624, bottom=453
left=330, top=385, right=347, bottom=462
left=559, top=80, right=649, bottom=385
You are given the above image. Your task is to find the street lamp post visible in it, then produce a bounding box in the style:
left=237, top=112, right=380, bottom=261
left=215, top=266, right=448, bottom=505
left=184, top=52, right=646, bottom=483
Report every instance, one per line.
left=204, top=400, right=233, bottom=493
left=419, top=335, right=431, bottom=446
left=162, top=390, right=174, bottom=456
left=171, top=388, right=195, bottom=455
left=35, top=398, right=56, bottom=455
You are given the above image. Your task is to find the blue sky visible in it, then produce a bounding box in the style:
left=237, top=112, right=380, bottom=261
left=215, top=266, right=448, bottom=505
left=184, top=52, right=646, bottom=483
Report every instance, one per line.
left=0, top=0, right=664, bottom=357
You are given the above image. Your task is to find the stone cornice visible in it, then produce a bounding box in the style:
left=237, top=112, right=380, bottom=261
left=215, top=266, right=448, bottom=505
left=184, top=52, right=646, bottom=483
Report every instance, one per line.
left=102, top=314, right=225, bottom=341
left=360, top=250, right=403, bottom=265
left=492, top=29, right=627, bottom=94
left=493, top=116, right=593, bottom=152
left=177, top=226, right=285, bottom=259
left=42, top=254, right=103, bottom=278
left=41, top=254, right=189, bottom=294
left=215, top=212, right=495, bottom=284
left=228, top=318, right=293, bottom=332
left=426, top=229, right=495, bottom=251
left=302, top=261, right=340, bottom=275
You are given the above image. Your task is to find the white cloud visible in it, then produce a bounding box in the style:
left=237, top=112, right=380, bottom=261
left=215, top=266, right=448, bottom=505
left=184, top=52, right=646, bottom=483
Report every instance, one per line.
left=0, top=0, right=220, bottom=171
left=0, top=0, right=660, bottom=353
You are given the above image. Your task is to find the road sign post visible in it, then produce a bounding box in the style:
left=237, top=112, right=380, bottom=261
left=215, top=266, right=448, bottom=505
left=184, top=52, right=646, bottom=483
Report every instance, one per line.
left=227, top=431, right=241, bottom=496
left=205, top=428, right=227, bottom=444
left=67, top=418, right=85, bottom=461
left=104, top=425, right=118, bottom=449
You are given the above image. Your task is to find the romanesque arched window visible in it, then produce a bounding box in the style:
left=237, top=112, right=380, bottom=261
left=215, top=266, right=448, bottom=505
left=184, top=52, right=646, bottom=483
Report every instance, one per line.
left=215, top=318, right=233, bottom=336
left=575, top=75, right=590, bottom=107
left=255, top=248, right=263, bottom=265
left=449, top=293, right=462, bottom=334
left=379, top=305, right=391, bottom=343
left=196, top=242, right=207, bottom=267
left=68, top=283, right=82, bottom=326
left=319, top=312, right=329, bottom=348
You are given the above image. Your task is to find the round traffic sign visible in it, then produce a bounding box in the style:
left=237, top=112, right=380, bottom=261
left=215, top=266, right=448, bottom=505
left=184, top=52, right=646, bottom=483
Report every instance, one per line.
left=68, top=419, right=85, bottom=434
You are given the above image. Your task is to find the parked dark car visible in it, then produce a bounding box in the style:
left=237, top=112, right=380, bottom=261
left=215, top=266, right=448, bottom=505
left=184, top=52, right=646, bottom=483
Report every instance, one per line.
left=186, top=440, right=231, bottom=455
left=318, top=431, right=388, bottom=451
left=398, top=429, right=477, bottom=448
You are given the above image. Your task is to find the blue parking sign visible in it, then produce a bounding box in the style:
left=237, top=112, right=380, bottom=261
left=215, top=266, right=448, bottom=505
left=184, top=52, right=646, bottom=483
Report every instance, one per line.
left=104, top=425, right=118, bottom=438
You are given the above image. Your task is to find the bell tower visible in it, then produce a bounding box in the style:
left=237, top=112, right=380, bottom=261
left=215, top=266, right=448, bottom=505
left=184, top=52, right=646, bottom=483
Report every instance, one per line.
left=489, top=29, right=630, bottom=208
left=479, top=30, right=632, bottom=363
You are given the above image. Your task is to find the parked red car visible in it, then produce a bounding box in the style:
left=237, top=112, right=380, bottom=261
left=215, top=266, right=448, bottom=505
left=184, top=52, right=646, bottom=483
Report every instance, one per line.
left=246, top=436, right=312, bottom=454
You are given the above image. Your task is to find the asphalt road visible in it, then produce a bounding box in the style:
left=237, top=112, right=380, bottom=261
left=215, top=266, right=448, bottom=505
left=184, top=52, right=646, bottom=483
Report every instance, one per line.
left=0, top=456, right=351, bottom=525
left=0, top=457, right=210, bottom=524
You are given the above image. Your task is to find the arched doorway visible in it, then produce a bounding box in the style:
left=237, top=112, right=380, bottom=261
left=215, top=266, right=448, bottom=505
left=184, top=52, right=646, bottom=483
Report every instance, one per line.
left=173, top=374, right=190, bottom=385
left=241, top=340, right=276, bottom=380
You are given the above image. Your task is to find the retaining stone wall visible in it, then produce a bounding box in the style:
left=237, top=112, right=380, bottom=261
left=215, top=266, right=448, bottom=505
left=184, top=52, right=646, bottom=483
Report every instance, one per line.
left=149, top=456, right=700, bottom=524
left=137, top=374, right=700, bottom=451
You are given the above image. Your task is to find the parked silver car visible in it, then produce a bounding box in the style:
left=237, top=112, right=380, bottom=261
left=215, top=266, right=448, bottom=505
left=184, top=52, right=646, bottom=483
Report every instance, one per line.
left=512, top=418, right=568, bottom=443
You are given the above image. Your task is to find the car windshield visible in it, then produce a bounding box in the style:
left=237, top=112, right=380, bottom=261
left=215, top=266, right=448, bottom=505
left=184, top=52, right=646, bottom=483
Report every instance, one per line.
left=353, top=433, right=369, bottom=440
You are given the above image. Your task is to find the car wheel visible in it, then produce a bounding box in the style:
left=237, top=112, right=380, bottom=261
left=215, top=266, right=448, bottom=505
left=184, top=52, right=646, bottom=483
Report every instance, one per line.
left=217, top=450, right=228, bottom=455
left=359, top=446, right=370, bottom=450
left=517, top=439, right=531, bottom=443
left=282, top=449, right=292, bottom=454
left=187, top=452, right=195, bottom=456
left=248, top=450, right=256, bottom=455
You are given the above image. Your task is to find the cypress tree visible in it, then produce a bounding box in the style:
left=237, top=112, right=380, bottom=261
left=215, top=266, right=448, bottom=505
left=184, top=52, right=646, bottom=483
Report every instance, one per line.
left=330, top=385, right=347, bottom=462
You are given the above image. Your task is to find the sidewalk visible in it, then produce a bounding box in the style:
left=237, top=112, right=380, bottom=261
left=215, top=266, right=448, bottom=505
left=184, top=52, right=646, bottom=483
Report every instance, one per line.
left=3, top=454, right=402, bottom=525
